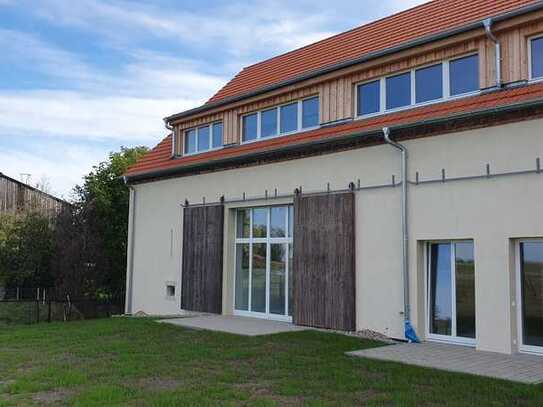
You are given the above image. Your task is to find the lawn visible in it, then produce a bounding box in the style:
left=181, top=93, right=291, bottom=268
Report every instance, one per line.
left=1, top=318, right=542, bottom=406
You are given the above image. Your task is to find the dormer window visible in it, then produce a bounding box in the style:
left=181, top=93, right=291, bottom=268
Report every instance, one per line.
left=184, top=122, right=223, bottom=155
left=416, top=63, right=443, bottom=103
left=356, top=54, right=479, bottom=118
left=530, top=36, right=543, bottom=80
left=242, top=96, right=320, bottom=143
left=386, top=72, right=411, bottom=110
left=449, top=54, right=479, bottom=96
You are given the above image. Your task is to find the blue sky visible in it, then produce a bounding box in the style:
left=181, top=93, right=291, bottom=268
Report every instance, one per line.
left=0, top=0, right=426, bottom=197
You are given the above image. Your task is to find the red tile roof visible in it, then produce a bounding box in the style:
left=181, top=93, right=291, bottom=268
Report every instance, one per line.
left=125, top=83, right=543, bottom=179
left=206, top=0, right=538, bottom=104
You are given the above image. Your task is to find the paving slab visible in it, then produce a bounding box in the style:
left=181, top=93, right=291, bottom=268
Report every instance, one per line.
left=158, top=314, right=308, bottom=336
left=347, top=342, right=543, bottom=384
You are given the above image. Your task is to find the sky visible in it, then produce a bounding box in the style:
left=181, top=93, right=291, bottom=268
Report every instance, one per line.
left=0, top=0, right=427, bottom=198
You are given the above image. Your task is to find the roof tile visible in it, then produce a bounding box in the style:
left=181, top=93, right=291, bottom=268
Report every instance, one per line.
left=206, top=0, right=537, bottom=104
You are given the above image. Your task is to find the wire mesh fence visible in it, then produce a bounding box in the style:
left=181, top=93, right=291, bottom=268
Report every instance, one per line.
left=0, top=287, right=124, bottom=325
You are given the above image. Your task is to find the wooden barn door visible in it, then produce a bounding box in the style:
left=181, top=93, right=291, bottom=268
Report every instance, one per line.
left=181, top=204, right=224, bottom=313
left=293, top=192, right=356, bottom=330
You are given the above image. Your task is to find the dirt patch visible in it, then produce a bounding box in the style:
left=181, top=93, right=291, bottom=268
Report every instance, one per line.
left=235, top=382, right=305, bottom=406
left=133, top=377, right=185, bottom=392
left=32, top=389, right=73, bottom=404
left=354, top=388, right=387, bottom=403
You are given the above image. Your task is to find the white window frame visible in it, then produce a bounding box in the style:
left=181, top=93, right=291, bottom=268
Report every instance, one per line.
left=355, top=52, right=480, bottom=120
left=425, top=240, right=477, bottom=347
left=528, top=34, right=543, bottom=82
left=233, top=206, right=293, bottom=322
left=184, top=121, right=223, bottom=156
left=515, top=238, right=543, bottom=355
left=241, top=96, right=320, bottom=144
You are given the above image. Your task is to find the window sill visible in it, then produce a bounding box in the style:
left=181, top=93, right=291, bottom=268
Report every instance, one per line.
left=181, top=146, right=224, bottom=158
left=355, top=90, right=481, bottom=121
left=241, top=125, right=320, bottom=145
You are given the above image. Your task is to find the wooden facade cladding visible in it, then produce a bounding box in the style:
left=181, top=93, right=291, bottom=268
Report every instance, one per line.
left=181, top=205, right=224, bottom=314
left=292, top=192, right=356, bottom=331
left=171, top=11, right=543, bottom=157
left=0, top=173, right=68, bottom=218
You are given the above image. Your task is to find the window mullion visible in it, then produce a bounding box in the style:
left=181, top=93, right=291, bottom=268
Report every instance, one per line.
left=297, top=100, right=302, bottom=131
left=410, top=70, right=416, bottom=105
left=380, top=78, right=386, bottom=112
left=257, top=112, right=262, bottom=139
left=443, top=60, right=450, bottom=98
left=277, top=107, right=280, bottom=136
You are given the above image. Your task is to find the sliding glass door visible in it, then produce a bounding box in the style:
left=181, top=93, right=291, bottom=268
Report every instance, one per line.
left=427, top=241, right=476, bottom=345
left=234, top=206, right=293, bottom=321
left=518, top=240, right=543, bottom=354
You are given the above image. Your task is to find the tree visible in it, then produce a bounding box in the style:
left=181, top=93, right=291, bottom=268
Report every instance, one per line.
left=0, top=213, right=54, bottom=288
left=56, top=146, right=148, bottom=298
left=35, top=176, right=52, bottom=194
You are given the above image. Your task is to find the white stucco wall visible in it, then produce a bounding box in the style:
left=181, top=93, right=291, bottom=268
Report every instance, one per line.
left=128, top=118, right=543, bottom=354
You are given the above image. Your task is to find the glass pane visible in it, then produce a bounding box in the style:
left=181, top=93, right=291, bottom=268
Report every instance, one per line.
left=243, top=113, right=258, bottom=142
left=288, top=206, right=293, bottom=238
left=450, top=54, right=479, bottom=96
left=270, top=244, right=286, bottom=315
left=197, top=126, right=210, bottom=151
left=280, top=103, right=298, bottom=134
left=288, top=243, right=293, bottom=316
left=185, top=129, right=197, bottom=154
left=252, top=208, right=267, bottom=238
left=520, top=242, right=543, bottom=347
left=430, top=243, right=452, bottom=336
left=416, top=64, right=443, bottom=103
left=236, top=209, right=250, bottom=238
left=532, top=38, right=543, bottom=79
left=455, top=242, right=476, bottom=339
left=357, top=80, right=380, bottom=116
left=235, top=244, right=249, bottom=311
left=270, top=206, right=286, bottom=237
left=261, top=108, right=278, bottom=138
left=386, top=72, right=411, bottom=110
left=302, top=97, right=319, bottom=128
left=251, top=243, right=267, bottom=313
left=212, top=122, right=223, bottom=148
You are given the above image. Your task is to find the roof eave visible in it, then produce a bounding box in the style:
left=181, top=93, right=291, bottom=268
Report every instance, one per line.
left=164, top=1, right=543, bottom=124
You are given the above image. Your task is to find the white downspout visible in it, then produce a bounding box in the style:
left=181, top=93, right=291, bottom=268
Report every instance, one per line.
left=124, top=181, right=137, bottom=315
left=165, top=120, right=176, bottom=157
left=483, top=18, right=502, bottom=88
left=383, top=127, right=419, bottom=342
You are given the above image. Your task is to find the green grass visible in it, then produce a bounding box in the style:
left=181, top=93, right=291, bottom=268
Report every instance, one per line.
left=0, top=318, right=542, bottom=406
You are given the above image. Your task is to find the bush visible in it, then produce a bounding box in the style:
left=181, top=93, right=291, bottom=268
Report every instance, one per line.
left=0, top=212, right=54, bottom=288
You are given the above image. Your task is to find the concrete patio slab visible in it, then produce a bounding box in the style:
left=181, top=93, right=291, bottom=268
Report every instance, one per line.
left=158, top=314, right=308, bottom=336
left=347, top=342, right=543, bottom=384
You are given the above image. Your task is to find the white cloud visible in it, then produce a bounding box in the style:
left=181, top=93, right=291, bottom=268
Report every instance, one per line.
left=0, top=91, right=194, bottom=142
left=0, top=139, right=108, bottom=198
left=25, top=0, right=342, bottom=59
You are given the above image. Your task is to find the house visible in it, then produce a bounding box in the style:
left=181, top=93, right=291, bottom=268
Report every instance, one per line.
left=123, top=0, right=543, bottom=356
left=0, top=172, right=69, bottom=218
